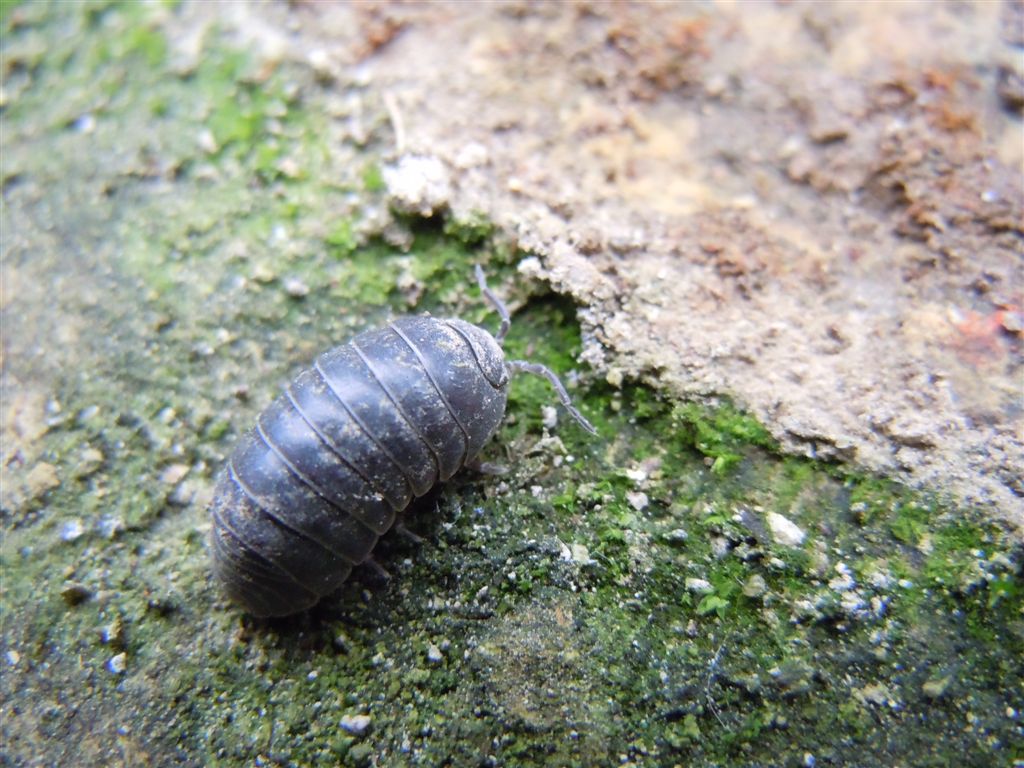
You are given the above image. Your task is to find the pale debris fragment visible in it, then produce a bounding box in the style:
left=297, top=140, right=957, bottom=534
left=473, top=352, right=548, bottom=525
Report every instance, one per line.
left=766, top=512, right=806, bottom=547
left=685, top=578, right=714, bottom=594
left=626, top=490, right=649, bottom=511
left=107, top=652, right=127, bottom=674
left=383, top=154, right=452, bottom=216
left=340, top=714, right=372, bottom=736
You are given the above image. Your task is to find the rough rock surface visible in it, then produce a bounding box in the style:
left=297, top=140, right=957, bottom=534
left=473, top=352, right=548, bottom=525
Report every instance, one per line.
left=168, top=1, right=1024, bottom=528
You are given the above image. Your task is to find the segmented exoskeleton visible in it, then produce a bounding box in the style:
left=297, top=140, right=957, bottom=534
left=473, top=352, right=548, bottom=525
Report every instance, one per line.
left=210, top=267, right=596, bottom=617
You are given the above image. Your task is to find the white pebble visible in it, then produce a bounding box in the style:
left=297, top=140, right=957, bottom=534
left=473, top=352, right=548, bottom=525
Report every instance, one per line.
left=382, top=155, right=451, bottom=216
left=626, top=491, right=649, bottom=511
left=98, top=515, right=125, bottom=540
left=517, top=256, right=542, bottom=277
left=664, top=528, right=689, bottom=544
left=569, top=543, right=594, bottom=566
left=284, top=277, right=310, bottom=298
left=829, top=563, right=856, bottom=592
left=541, top=405, right=558, bottom=429
left=685, top=578, right=714, bottom=595
left=60, top=519, right=85, bottom=542
left=340, top=714, right=372, bottom=736
left=767, top=512, right=806, bottom=547
left=625, top=468, right=648, bottom=484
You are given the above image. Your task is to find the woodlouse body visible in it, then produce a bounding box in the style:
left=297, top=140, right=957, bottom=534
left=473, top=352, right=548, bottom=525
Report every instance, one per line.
left=211, top=270, right=594, bottom=617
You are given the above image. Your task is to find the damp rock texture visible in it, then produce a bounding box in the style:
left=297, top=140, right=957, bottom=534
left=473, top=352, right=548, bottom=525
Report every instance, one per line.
left=274, top=0, right=1024, bottom=530
left=3, top=3, right=1024, bottom=768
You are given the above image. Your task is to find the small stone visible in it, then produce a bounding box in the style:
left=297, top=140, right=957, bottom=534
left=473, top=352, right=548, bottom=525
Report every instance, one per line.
left=251, top=264, right=276, bottom=284
left=1001, top=310, right=1023, bottom=334
left=626, top=491, right=649, bottom=511
left=347, top=743, right=374, bottom=766
left=685, top=578, right=714, bottom=595
left=922, top=675, right=953, bottom=699
left=426, top=643, right=443, bottom=664
left=625, top=467, right=648, bottom=484
left=159, top=464, right=190, bottom=486
left=6, top=650, right=21, bottom=666
left=382, top=154, right=451, bottom=216
left=569, top=543, right=594, bottom=566
left=197, top=128, right=218, bottom=154
left=168, top=482, right=195, bottom=506
left=664, top=528, right=689, bottom=546
left=829, top=563, right=856, bottom=592
left=73, top=113, right=96, bottom=134
left=61, top=582, right=92, bottom=606
left=453, top=141, right=488, bottom=169
left=26, top=462, right=60, bottom=499
left=98, top=515, right=125, bottom=540
left=276, top=158, right=300, bottom=179
left=100, top=618, right=126, bottom=649
left=766, top=512, right=806, bottom=547
left=710, top=536, right=730, bottom=558
left=76, top=447, right=104, bottom=478
left=867, top=569, right=892, bottom=590
left=395, top=266, right=425, bottom=306
left=743, top=574, right=767, bottom=598
left=541, top=405, right=557, bottom=430
left=77, top=405, right=100, bottom=423
left=284, top=277, right=309, bottom=298
left=107, top=652, right=127, bottom=674
left=704, top=73, right=729, bottom=98
left=769, top=660, right=813, bottom=694
left=340, top=714, right=372, bottom=736
left=517, top=255, right=543, bottom=278
left=997, top=63, right=1024, bottom=112
left=857, top=682, right=893, bottom=707
left=840, top=590, right=866, bottom=615
left=60, top=518, right=85, bottom=542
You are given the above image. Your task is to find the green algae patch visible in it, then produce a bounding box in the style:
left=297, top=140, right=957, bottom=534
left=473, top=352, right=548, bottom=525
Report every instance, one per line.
left=2, top=2, right=1022, bottom=767
left=671, top=400, right=778, bottom=475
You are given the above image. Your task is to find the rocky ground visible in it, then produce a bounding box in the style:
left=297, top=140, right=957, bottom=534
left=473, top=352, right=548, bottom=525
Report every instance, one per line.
left=1, top=2, right=1022, bottom=767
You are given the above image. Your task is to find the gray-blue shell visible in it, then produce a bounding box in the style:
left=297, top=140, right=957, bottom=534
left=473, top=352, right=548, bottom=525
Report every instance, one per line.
left=210, top=316, right=509, bottom=618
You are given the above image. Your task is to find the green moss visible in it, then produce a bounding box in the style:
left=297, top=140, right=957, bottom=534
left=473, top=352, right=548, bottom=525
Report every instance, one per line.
left=443, top=210, right=498, bottom=244
left=671, top=400, right=777, bottom=475
left=361, top=162, right=386, bottom=192
left=3, top=3, right=1022, bottom=767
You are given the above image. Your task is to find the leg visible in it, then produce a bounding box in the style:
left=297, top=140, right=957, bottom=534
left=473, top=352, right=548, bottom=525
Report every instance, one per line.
left=507, top=360, right=598, bottom=435
left=392, top=522, right=425, bottom=545
left=361, top=557, right=392, bottom=582
left=474, top=264, right=511, bottom=344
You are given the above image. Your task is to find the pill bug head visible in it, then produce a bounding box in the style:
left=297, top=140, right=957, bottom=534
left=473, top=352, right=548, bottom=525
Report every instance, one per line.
left=444, top=317, right=509, bottom=389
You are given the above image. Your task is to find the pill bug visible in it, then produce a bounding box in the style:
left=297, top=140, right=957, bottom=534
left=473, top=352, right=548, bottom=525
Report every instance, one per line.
left=210, top=266, right=596, bottom=617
